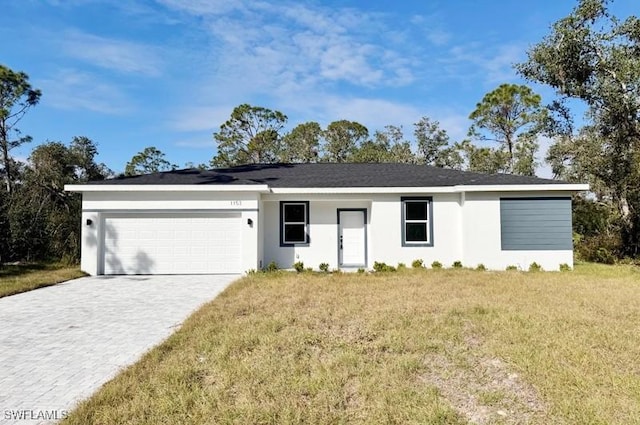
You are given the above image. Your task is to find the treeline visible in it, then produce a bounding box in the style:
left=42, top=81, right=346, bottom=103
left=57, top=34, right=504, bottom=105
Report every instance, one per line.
left=1, top=0, right=639, bottom=265
left=206, top=86, right=542, bottom=176
left=0, top=134, right=112, bottom=263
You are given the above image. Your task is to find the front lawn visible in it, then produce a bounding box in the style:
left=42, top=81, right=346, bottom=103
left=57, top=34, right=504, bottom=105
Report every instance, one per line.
left=64, top=263, right=640, bottom=424
left=0, top=263, right=86, bottom=298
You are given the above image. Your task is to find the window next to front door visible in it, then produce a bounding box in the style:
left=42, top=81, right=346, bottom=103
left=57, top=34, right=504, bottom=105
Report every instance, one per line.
left=280, top=201, right=310, bottom=246
left=401, top=197, right=433, bottom=247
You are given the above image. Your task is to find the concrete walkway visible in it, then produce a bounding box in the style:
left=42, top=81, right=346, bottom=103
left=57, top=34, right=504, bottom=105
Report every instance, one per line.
left=0, top=274, right=237, bottom=425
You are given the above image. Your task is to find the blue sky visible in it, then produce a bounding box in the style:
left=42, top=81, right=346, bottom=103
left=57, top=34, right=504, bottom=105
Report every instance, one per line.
left=1, top=1, right=636, bottom=175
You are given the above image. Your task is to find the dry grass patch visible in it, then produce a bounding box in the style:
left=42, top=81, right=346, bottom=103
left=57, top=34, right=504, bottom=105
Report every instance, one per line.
left=64, top=264, right=640, bottom=425
left=0, top=263, right=85, bottom=298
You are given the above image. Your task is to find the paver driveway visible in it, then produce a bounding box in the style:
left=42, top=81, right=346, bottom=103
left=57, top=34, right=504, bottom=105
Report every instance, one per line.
left=0, top=274, right=237, bottom=425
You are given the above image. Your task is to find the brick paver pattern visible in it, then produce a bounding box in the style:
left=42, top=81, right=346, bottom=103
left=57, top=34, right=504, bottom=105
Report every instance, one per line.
left=0, top=274, right=237, bottom=425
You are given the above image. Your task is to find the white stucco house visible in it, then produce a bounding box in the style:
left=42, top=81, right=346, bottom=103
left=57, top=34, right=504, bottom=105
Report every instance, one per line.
left=65, top=163, right=588, bottom=275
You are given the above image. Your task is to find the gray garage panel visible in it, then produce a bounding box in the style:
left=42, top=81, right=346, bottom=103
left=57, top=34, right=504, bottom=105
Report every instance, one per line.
left=500, top=197, right=572, bottom=250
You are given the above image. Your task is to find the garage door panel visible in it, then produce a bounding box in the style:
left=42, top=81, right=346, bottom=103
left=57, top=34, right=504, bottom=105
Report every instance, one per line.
left=103, top=214, right=242, bottom=275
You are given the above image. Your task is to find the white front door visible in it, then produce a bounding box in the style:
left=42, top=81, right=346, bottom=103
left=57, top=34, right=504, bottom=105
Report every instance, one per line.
left=338, top=210, right=366, bottom=267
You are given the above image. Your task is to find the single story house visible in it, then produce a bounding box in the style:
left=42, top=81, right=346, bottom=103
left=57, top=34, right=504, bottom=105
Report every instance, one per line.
left=65, top=163, right=588, bottom=275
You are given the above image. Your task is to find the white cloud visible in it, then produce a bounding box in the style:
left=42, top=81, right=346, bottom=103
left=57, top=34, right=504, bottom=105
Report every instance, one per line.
left=169, top=106, right=235, bottom=132
left=443, top=41, right=525, bottom=86
left=155, top=0, right=246, bottom=16
left=60, top=30, right=163, bottom=76
left=536, top=135, right=554, bottom=178
left=160, top=0, right=417, bottom=92
left=39, top=69, right=131, bottom=114
left=173, top=138, right=214, bottom=149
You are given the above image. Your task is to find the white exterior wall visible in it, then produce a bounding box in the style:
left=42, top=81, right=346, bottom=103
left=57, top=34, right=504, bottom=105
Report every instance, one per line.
left=262, top=193, right=462, bottom=270
left=263, top=197, right=371, bottom=270
left=79, top=191, right=260, bottom=275
left=76, top=188, right=578, bottom=275
left=462, top=192, right=574, bottom=271
left=262, top=191, right=574, bottom=271
left=368, top=193, right=462, bottom=267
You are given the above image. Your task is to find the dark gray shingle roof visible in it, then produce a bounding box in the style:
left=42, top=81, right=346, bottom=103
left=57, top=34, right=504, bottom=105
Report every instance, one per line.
left=91, top=163, right=567, bottom=187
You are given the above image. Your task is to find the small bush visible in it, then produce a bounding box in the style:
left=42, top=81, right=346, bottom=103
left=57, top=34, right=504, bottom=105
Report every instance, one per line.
left=559, top=263, right=571, bottom=272
left=594, top=247, right=616, bottom=264
left=319, top=263, right=330, bottom=273
left=265, top=261, right=278, bottom=272
left=506, top=265, right=518, bottom=271
left=431, top=261, right=443, bottom=269
left=293, top=261, right=304, bottom=273
left=411, top=259, right=424, bottom=268
left=528, top=262, right=543, bottom=272
left=452, top=261, right=463, bottom=269
left=305, top=267, right=313, bottom=273
left=373, top=261, right=396, bottom=272
left=397, top=262, right=406, bottom=270
left=476, top=264, right=487, bottom=271
left=357, top=268, right=366, bottom=273
left=575, top=232, right=621, bottom=264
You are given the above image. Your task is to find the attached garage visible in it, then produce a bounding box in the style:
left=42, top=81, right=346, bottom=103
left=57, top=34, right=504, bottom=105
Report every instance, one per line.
left=102, top=213, right=242, bottom=275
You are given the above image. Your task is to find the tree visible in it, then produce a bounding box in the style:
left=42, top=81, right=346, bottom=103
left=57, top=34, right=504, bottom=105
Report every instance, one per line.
left=7, top=139, right=110, bottom=262
left=351, top=125, right=415, bottom=163
left=455, top=140, right=510, bottom=174
left=517, top=0, right=640, bottom=255
left=322, top=120, right=369, bottom=162
left=468, top=84, right=545, bottom=174
left=69, top=136, right=112, bottom=181
left=212, top=104, right=287, bottom=167
left=0, top=189, right=9, bottom=265
left=415, top=117, right=448, bottom=165
left=280, top=122, right=322, bottom=163
left=125, top=147, right=176, bottom=176
left=0, top=65, right=41, bottom=193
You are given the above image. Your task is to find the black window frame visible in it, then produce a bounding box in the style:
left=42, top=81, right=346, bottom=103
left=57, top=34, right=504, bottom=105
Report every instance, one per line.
left=280, top=201, right=310, bottom=246
left=401, top=196, right=433, bottom=247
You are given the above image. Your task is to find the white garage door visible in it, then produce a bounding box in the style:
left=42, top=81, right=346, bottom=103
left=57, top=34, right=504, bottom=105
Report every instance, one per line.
left=103, top=213, right=242, bottom=275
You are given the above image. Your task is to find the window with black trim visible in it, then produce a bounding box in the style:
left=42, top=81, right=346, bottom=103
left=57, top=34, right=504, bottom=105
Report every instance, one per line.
left=401, top=197, right=432, bottom=246
left=280, top=201, right=309, bottom=246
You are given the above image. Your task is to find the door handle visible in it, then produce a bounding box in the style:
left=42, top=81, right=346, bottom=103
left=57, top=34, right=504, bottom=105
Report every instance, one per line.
left=340, top=235, right=343, bottom=249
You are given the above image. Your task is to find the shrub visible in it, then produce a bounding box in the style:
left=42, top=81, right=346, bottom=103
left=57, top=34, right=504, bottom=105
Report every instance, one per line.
left=594, top=247, right=616, bottom=264
left=411, top=259, right=424, bottom=268
left=476, top=264, right=487, bottom=271
left=452, top=261, right=463, bottom=269
left=357, top=268, right=366, bottom=273
left=506, top=265, right=518, bottom=271
left=575, top=232, right=621, bottom=264
left=373, top=261, right=396, bottom=272
left=265, top=261, right=278, bottom=272
left=293, top=261, right=304, bottom=273
left=319, top=263, right=330, bottom=273
left=397, top=262, right=406, bottom=270
left=559, top=263, right=572, bottom=272
left=305, top=267, right=313, bottom=273
left=528, top=262, right=543, bottom=272
left=431, top=261, right=443, bottom=269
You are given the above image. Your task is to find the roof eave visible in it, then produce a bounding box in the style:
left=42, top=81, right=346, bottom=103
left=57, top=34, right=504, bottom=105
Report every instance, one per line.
left=64, top=183, right=589, bottom=194
left=64, top=184, right=271, bottom=193
left=269, top=183, right=589, bottom=194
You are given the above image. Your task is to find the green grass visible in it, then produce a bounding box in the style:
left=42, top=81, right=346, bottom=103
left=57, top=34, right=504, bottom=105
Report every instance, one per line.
left=0, top=263, right=85, bottom=298
left=63, top=263, right=640, bottom=424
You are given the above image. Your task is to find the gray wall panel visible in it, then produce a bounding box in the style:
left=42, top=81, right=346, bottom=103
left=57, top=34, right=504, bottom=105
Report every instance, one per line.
left=500, top=198, right=572, bottom=250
